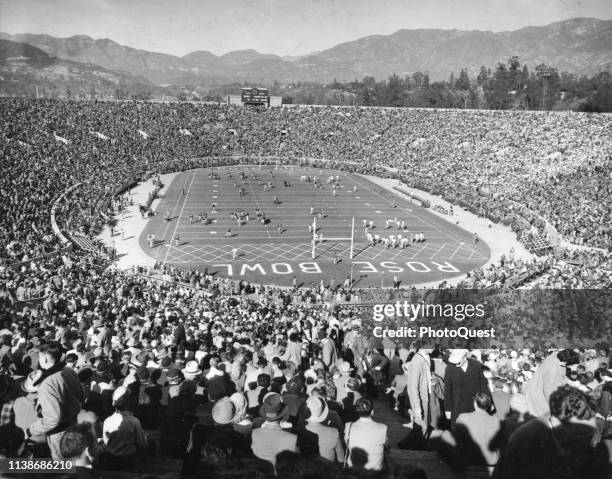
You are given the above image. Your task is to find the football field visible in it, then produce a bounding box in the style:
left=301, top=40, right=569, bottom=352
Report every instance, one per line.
left=139, top=165, right=490, bottom=288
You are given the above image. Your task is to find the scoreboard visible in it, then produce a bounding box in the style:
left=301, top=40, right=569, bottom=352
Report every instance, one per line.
left=241, top=87, right=269, bottom=105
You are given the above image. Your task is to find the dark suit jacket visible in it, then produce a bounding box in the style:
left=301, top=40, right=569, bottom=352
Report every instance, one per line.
left=444, top=358, right=491, bottom=426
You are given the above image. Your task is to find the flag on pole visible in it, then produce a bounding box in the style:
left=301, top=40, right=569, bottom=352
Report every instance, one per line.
left=137, top=129, right=149, bottom=139
left=91, top=131, right=109, bottom=141
left=179, top=128, right=192, bottom=136
left=53, top=132, right=70, bottom=145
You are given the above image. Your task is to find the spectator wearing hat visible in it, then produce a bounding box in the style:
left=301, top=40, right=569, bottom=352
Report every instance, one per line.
left=173, top=320, right=186, bottom=347
left=156, top=356, right=173, bottom=388
left=344, top=398, right=387, bottom=471
left=96, top=322, right=113, bottom=356
left=305, top=395, right=345, bottom=462
left=342, top=377, right=364, bottom=423
left=251, top=392, right=298, bottom=468
left=182, top=360, right=203, bottom=381
left=193, top=376, right=230, bottom=426
left=162, top=368, right=183, bottom=407
left=100, top=386, right=148, bottom=470
left=283, top=375, right=308, bottom=428
left=281, top=333, right=302, bottom=367
left=494, top=393, right=532, bottom=452
left=362, top=347, right=389, bottom=393
left=172, top=350, right=187, bottom=371
left=27, top=341, right=84, bottom=460
left=319, top=329, right=338, bottom=370
left=228, top=392, right=252, bottom=436
left=13, top=370, right=42, bottom=440
left=118, top=350, right=132, bottom=378
left=125, top=337, right=141, bottom=358
left=444, top=349, right=492, bottom=427
left=525, top=348, right=579, bottom=417
left=204, top=357, right=224, bottom=380
left=229, top=360, right=245, bottom=392
left=333, top=361, right=353, bottom=404
left=211, top=393, right=251, bottom=444
left=343, top=321, right=368, bottom=374
left=183, top=392, right=252, bottom=476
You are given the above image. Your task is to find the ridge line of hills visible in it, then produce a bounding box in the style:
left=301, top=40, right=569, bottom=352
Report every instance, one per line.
left=0, top=17, right=611, bottom=88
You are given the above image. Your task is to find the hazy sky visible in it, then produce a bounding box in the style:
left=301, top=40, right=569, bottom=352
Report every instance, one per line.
left=0, top=0, right=610, bottom=57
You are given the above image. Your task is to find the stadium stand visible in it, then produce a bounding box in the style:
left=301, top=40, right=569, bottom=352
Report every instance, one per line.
left=1, top=99, right=611, bottom=478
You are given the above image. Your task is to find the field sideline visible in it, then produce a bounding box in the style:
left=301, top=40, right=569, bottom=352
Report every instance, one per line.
left=139, top=166, right=490, bottom=288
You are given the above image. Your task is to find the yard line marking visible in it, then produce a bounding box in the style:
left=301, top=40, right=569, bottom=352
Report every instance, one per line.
left=410, top=243, right=429, bottom=259
left=247, top=178, right=272, bottom=240
left=278, top=243, right=309, bottom=262
left=430, top=244, right=447, bottom=259
left=160, top=171, right=195, bottom=265
left=347, top=172, right=445, bottom=234
left=449, top=243, right=464, bottom=259
left=390, top=247, right=409, bottom=260
left=163, top=170, right=196, bottom=265
left=370, top=247, right=388, bottom=260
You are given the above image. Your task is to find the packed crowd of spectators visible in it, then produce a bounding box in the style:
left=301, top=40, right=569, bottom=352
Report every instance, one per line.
left=0, top=269, right=611, bottom=477
left=2, top=100, right=611, bottom=262
left=0, top=99, right=610, bottom=289
left=0, top=98, right=610, bottom=476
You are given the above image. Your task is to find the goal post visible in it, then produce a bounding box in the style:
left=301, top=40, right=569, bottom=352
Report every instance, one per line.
left=311, top=216, right=355, bottom=260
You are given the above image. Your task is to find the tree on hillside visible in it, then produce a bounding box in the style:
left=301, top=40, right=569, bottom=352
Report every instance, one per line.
left=477, top=66, right=488, bottom=85
left=455, top=69, right=470, bottom=90
left=385, top=73, right=404, bottom=105
left=485, top=62, right=513, bottom=109
left=423, top=73, right=430, bottom=89
left=581, top=72, right=612, bottom=112
left=412, top=71, right=424, bottom=88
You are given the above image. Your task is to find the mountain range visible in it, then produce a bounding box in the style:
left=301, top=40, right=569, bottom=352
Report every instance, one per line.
left=1, top=17, right=611, bottom=88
